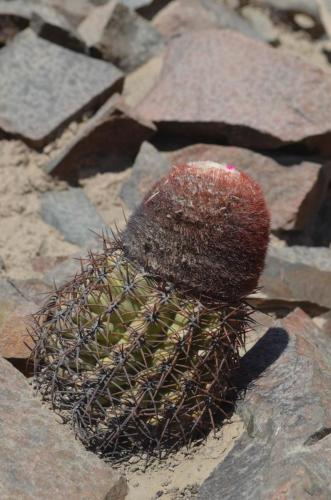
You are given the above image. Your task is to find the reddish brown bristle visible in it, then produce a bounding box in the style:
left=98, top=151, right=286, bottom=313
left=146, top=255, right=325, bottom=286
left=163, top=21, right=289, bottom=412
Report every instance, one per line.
left=123, top=161, right=270, bottom=300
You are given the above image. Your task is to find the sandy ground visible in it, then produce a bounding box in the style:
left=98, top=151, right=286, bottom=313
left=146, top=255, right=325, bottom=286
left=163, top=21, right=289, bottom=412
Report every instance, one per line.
left=121, top=418, right=245, bottom=500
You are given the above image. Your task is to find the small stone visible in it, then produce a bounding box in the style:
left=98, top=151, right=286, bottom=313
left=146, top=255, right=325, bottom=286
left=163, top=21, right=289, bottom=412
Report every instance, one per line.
left=294, top=12, right=316, bottom=28
left=136, top=30, right=331, bottom=152
left=78, top=1, right=164, bottom=72
left=0, top=357, right=127, bottom=499
left=0, top=29, right=123, bottom=148
left=44, top=94, right=155, bottom=180
left=41, top=188, right=106, bottom=247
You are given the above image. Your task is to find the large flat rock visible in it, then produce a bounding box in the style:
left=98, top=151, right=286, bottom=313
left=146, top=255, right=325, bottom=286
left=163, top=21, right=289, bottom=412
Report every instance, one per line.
left=199, top=308, right=331, bottom=499
left=0, top=29, right=123, bottom=147
left=44, top=94, right=155, bottom=180
left=136, top=30, right=331, bottom=151
left=0, top=356, right=127, bottom=499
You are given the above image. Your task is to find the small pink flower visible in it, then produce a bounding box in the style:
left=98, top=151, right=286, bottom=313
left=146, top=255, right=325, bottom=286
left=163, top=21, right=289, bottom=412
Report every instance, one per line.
left=226, top=165, right=236, bottom=171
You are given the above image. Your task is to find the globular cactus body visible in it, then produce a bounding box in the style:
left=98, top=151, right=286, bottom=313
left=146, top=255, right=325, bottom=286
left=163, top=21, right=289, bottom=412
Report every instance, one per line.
left=33, top=161, right=270, bottom=460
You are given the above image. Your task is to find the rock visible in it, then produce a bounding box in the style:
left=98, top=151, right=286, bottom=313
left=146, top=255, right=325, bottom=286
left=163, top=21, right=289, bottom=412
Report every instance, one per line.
left=41, top=0, right=95, bottom=27
left=254, top=0, right=319, bottom=19
left=120, top=142, right=170, bottom=210
left=314, top=310, right=331, bottom=336
left=134, top=0, right=173, bottom=19
left=136, top=30, right=331, bottom=152
left=0, top=0, right=71, bottom=30
left=0, top=356, right=127, bottom=499
left=199, top=308, right=331, bottom=499
left=152, top=0, right=262, bottom=41
left=0, top=0, right=85, bottom=51
left=316, top=0, right=331, bottom=38
left=123, top=53, right=164, bottom=108
left=252, top=245, right=331, bottom=313
left=44, top=94, right=155, bottom=180
left=241, top=5, right=279, bottom=44
left=170, top=144, right=331, bottom=232
left=0, top=29, right=123, bottom=148
left=41, top=188, right=106, bottom=247
left=0, top=278, right=48, bottom=362
left=43, top=252, right=85, bottom=288
left=78, top=1, right=164, bottom=72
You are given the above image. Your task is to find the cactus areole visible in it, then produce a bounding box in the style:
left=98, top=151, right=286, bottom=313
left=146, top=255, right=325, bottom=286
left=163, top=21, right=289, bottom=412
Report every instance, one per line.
left=33, top=161, right=270, bottom=461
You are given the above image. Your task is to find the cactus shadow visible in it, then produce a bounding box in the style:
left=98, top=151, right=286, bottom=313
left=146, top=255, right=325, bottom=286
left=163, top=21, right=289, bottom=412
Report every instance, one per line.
left=222, top=327, right=290, bottom=420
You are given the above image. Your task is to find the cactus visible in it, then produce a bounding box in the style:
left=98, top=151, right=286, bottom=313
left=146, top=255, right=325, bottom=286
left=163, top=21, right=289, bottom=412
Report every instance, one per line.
left=32, top=161, right=270, bottom=461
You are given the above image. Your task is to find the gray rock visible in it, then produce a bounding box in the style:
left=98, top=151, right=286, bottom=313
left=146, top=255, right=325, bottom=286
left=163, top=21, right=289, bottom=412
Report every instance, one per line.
left=268, top=244, right=331, bottom=271
left=241, top=5, right=279, bottom=44
left=79, top=1, right=164, bottom=72
left=44, top=94, right=155, bottom=180
left=120, top=142, right=170, bottom=210
left=0, top=0, right=72, bottom=30
left=136, top=30, right=331, bottom=152
left=0, top=29, right=123, bottom=148
left=0, top=0, right=87, bottom=51
left=41, top=188, right=106, bottom=247
left=43, top=252, right=86, bottom=288
left=0, top=356, right=127, bottom=500
left=153, top=0, right=263, bottom=41
left=252, top=245, right=331, bottom=313
left=199, top=308, right=331, bottom=499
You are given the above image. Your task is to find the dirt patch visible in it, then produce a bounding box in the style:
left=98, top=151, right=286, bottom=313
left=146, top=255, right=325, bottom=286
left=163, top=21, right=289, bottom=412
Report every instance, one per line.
left=118, top=418, right=244, bottom=500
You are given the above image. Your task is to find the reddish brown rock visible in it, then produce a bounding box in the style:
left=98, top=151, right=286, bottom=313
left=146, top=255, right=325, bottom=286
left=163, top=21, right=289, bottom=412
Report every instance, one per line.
left=44, top=94, right=155, bottom=180
left=152, top=0, right=262, bottom=41
left=0, top=356, right=127, bottom=499
left=136, top=30, right=331, bottom=152
left=199, top=309, right=331, bottom=499
left=0, top=279, right=48, bottom=361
